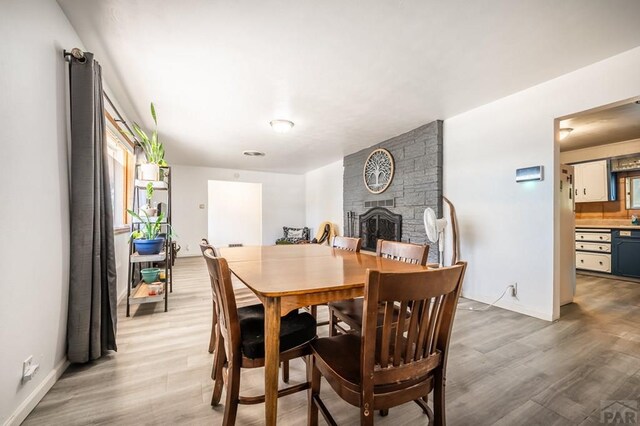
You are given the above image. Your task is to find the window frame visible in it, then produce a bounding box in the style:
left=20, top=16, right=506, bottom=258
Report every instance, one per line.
left=105, top=111, right=135, bottom=232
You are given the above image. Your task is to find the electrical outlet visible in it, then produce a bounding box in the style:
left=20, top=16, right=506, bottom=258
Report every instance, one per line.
left=22, top=356, right=39, bottom=383
left=510, top=283, right=518, bottom=298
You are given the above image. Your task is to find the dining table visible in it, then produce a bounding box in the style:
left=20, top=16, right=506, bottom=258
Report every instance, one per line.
left=218, top=243, right=430, bottom=425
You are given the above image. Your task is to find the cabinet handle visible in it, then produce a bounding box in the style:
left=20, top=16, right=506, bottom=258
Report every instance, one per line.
left=580, top=259, right=584, bottom=263
left=599, top=261, right=603, bottom=265
left=584, top=188, right=587, bottom=195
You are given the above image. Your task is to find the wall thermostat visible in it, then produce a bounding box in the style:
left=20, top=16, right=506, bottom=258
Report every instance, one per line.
left=516, top=166, right=543, bottom=182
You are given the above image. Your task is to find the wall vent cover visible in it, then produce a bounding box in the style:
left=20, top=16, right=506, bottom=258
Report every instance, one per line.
left=364, top=199, right=395, bottom=208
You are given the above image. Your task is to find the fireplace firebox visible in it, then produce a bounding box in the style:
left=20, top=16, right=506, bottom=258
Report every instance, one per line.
left=358, top=207, right=402, bottom=251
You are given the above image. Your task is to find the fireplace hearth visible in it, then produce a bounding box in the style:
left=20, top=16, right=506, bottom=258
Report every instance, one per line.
left=358, top=207, right=402, bottom=252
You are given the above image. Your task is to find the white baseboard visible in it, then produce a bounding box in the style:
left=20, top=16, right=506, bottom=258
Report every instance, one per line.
left=4, top=357, right=70, bottom=426
left=460, top=291, right=553, bottom=321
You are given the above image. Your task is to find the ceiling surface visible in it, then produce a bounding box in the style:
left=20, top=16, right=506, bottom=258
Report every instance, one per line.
left=560, top=100, right=640, bottom=151
left=58, top=0, right=640, bottom=173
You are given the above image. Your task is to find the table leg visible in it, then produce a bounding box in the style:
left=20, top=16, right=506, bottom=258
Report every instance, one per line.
left=264, top=297, right=281, bottom=426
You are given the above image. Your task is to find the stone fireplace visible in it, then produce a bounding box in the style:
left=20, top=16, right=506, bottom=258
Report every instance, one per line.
left=343, top=121, right=443, bottom=262
left=358, top=207, right=402, bottom=251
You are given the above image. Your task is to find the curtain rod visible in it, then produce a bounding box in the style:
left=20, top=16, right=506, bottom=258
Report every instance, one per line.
left=64, top=47, right=139, bottom=146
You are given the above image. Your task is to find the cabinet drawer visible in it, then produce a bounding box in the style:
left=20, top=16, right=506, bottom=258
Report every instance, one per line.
left=575, top=242, right=611, bottom=253
left=576, top=252, right=611, bottom=273
left=575, top=232, right=611, bottom=242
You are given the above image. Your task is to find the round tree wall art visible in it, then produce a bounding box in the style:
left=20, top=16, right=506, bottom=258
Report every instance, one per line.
left=363, top=148, right=394, bottom=194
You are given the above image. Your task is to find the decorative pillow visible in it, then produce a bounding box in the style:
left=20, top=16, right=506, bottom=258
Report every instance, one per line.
left=286, top=228, right=304, bottom=239
left=283, top=226, right=310, bottom=241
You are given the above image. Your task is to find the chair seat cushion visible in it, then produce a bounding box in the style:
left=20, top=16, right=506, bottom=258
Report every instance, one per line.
left=239, top=304, right=317, bottom=359
left=328, top=298, right=408, bottom=330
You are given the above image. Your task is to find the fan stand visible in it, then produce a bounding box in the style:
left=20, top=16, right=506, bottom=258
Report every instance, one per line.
left=437, top=230, right=445, bottom=268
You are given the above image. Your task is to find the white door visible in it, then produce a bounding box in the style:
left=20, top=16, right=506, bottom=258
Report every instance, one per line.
left=559, top=165, right=575, bottom=306
left=208, top=180, right=262, bottom=247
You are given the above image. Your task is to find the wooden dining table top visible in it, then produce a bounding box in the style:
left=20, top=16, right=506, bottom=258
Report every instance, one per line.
left=218, top=244, right=429, bottom=297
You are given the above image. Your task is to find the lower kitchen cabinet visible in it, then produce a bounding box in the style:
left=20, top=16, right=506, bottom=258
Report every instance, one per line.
left=612, top=230, right=640, bottom=278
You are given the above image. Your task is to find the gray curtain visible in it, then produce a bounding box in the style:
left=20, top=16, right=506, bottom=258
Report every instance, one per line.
left=67, top=52, right=118, bottom=363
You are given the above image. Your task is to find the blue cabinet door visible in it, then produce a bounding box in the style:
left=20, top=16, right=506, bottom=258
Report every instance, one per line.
left=612, top=230, right=640, bottom=279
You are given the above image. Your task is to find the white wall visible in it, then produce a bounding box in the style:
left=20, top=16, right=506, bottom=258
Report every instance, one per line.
left=305, top=160, right=344, bottom=238
left=0, top=1, right=76, bottom=424
left=208, top=181, right=263, bottom=247
left=0, top=2, right=133, bottom=423
left=172, top=165, right=306, bottom=256
left=114, top=232, right=131, bottom=302
left=444, top=46, right=640, bottom=321
left=560, top=138, right=640, bottom=164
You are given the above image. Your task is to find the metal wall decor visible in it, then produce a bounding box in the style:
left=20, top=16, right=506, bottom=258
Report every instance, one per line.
left=363, top=148, right=394, bottom=194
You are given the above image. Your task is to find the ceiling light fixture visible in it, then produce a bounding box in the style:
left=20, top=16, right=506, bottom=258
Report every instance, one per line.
left=243, top=150, right=265, bottom=157
left=270, top=119, right=294, bottom=133
left=559, top=128, right=573, bottom=140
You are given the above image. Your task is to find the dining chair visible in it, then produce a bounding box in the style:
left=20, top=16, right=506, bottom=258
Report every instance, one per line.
left=308, top=262, right=467, bottom=426
left=306, top=236, right=362, bottom=327
left=328, top=239, right=429, bottom=336
left=200, top=239, right=220, bottom=354
left=199, top=241, right=292, bottom=382
left=332, top=235, right=362, bottom=252
left=202, top=249, right=317, bottom=425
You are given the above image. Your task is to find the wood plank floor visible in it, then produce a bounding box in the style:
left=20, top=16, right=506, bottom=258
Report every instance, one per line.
left=24, top=258, right=640, bottom=425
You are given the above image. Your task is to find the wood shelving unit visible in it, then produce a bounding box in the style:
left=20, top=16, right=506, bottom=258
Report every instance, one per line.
left=126, top=166, right=173, bottom=317
left=129, top=282, right=166, bottom=305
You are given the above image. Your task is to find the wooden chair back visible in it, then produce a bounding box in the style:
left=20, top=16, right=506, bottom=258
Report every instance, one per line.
left=203, top=250, right=240, bottom=362
left=376, top=239, right=429, bottom=265
left=360, top=262, right=467, bottom=387
left=332, top=236, right=362, bottom=252
left=200, top=239, right=220, bottom=257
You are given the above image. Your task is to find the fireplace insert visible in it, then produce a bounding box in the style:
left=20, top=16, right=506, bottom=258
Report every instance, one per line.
left=358, top=207, right=402, bottom=251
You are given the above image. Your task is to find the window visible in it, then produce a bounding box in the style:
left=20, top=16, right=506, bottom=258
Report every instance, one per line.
left=626, top=176, right=640, bottom=210
left=106, top=117, right=134, bottom=230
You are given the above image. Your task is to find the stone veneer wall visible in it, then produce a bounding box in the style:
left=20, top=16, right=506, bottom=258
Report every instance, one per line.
left=343, top=121, right=443, bottom=262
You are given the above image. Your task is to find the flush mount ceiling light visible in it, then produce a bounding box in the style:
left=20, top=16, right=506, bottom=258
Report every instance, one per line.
left=559, top=128, right=573, bottom=140
left=243, top=150, right=265, bottom=157
left=270, top=119, right=294, bottom=133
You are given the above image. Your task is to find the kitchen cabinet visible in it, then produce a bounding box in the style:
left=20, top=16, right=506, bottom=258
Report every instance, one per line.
left=575, top=229, right=611, bottom=274
left=612, top=230, right=640, bottom=278
left=574, top=160, right=609, bottom=203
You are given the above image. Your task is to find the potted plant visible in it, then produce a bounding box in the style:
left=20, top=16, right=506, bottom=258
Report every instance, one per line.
left=128, top=209, right=167, bottom=255
left=139, top=182, right=157, bottom=217
left=131, top=103, right=168, bottom=181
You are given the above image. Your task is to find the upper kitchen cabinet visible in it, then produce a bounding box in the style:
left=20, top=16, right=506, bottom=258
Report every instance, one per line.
left=574, top=160, right=609, bottom=203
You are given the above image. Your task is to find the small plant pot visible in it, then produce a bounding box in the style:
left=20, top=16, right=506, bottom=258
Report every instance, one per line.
left=141, top=268, right=161, bottom=283
left=139, top=163, right=159, bottom=181
left=133, top=238, right=164, bottom=255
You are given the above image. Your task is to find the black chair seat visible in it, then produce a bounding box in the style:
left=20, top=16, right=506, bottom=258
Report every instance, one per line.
left=239, top=304, right=317, bottom=359
left=329, top=298, right=409, bottom=330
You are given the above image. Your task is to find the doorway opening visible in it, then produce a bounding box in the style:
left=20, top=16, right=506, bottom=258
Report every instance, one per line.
left=207, top=180, right=263, bottom=248
left=553, top=95, right=640, bottom=318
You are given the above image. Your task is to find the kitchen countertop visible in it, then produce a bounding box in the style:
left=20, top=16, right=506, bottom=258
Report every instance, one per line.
left=576, top=219, right=640, bottom=230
